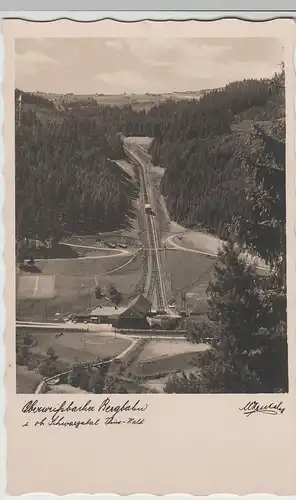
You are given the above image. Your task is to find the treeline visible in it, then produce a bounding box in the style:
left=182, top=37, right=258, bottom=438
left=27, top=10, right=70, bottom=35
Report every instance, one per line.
left=16, top=107, right=138, bottom=244
left=15, top=88, right=55, bottom=109
left=63, top=96, right=99, bottom=108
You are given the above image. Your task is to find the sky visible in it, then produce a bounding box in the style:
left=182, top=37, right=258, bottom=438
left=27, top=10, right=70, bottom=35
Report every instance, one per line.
left=15, top=37, right=283, bottom=95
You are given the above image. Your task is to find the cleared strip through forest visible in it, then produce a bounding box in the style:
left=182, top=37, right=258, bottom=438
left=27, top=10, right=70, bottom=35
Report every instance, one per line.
left=123, top=142, right=167, bottom=310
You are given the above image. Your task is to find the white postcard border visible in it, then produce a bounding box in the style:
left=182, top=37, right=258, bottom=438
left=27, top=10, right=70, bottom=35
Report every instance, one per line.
left=1, top=12, right=296, bottom=500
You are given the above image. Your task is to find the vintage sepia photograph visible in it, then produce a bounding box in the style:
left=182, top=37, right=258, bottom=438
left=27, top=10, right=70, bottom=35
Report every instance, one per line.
left=15, top=36, right=287, bottom=395
left=4, top=17, right=296, bottom=496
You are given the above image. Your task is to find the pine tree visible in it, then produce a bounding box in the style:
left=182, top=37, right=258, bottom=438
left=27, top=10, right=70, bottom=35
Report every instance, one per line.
left=108, top=284, right=122, bottom=309
left=232, top=122, right=285, bottom=270
left=16, top=331, right=37, bottom=366
left=207, top=242, right=263, bottom=358
left=37, top=347, right=59, bottom=378
left=94, top=285, right=104, bottom=300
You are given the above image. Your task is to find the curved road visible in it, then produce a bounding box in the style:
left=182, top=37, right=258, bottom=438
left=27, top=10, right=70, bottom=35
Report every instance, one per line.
left=166, top=234, right=217, bottom=258
left=165, top=233, right=268, bottom=271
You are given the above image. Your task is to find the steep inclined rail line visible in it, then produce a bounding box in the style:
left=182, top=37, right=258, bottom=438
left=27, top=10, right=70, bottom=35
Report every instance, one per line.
left=141, top=158, right=166, bottom=310
left=123, top=142, right=167, bottom=311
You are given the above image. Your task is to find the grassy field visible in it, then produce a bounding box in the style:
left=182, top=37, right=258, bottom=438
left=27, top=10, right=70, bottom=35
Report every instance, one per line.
left=174, top=231, right=222, bottom=255
left=163, top=250, right=215, bottom=309
left=128, top=349, right=208, bottom=377
left=30, top=331, right=131, bottom=364
left=137, top=339, right=207, bottom=361
left=16, top=249, right=144, bottom=321
left=125, top=339, right=210, bottom=378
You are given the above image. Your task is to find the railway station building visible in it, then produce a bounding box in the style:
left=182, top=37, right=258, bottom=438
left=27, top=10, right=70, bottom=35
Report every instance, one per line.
left=74, top=294, right=152, bottom=329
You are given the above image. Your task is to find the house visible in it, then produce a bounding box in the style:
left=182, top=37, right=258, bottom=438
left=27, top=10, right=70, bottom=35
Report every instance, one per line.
left=74, top=294, right=152, bottom=329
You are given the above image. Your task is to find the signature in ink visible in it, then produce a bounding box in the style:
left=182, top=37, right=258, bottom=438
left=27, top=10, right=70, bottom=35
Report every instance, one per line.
left=239, top=400, right=286, bottom=417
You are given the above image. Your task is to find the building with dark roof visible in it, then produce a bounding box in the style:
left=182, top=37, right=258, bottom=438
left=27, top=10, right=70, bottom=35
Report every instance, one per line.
left=75, top=294, right=152, bottom=329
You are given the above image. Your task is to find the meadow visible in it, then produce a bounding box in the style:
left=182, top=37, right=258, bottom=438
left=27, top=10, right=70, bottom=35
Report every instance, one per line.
left=126, top=341, right=209, bottom=378
left=30, top=330, right=131, bottom=364
left=16, top=248, right=144, bottom=321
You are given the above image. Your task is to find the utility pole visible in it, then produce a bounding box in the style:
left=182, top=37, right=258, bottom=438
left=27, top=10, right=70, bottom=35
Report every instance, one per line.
left=181, top=292, right=186, bottom=311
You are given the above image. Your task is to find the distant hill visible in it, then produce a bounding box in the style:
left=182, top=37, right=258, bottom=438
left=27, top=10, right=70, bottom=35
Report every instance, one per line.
left=17, top=88, right=212, bottom=111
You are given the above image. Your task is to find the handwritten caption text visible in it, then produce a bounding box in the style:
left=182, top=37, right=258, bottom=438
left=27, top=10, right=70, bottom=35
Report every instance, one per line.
left=21, top=398, right=148, bottom=428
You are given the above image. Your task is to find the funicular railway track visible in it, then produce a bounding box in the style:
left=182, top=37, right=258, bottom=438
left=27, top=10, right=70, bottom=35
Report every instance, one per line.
left=123, top=141, right=167, bottom=311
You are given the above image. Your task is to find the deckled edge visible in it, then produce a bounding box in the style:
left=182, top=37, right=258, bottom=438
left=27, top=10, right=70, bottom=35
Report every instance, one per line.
left=0, top=15, right=6, bottom=499
left=1, top=11, right=296, bottom=500
left=2, top=14, right=296, bottom=22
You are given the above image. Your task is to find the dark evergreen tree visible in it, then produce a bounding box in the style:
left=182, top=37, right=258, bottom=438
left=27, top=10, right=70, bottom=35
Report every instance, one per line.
left=37, top=347, right=59, bottom=378
left=165, top=69, right=287, bottom=394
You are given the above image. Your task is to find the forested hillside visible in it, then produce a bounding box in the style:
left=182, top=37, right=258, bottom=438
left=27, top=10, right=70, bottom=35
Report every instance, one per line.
left=16, top=102, right=138, bottom=244
left=16, top=69, right=284, bottom=246
left=147, top=74, right=285, bottom=239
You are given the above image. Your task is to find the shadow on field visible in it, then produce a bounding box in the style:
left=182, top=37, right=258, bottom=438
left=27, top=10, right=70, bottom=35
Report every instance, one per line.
left=35, top=244, right=80, bottom=259
left=17, top=244, right=80, bottom=262
left=19, top=263, right=42, bottom=274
